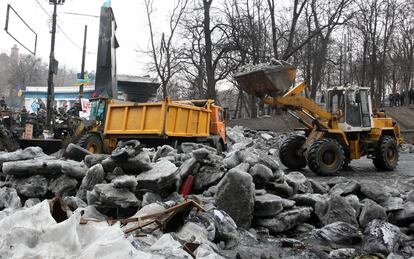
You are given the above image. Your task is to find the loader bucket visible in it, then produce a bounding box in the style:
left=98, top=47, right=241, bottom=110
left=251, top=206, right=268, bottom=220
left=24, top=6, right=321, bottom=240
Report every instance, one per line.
left=234, top=61, right=296, bottom=98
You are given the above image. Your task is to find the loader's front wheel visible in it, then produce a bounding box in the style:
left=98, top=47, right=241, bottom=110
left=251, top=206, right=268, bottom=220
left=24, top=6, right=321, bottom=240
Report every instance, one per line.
left=77, top=134, right=103, bottom=154
left=307, top=139, right=344, bottom=176
left=373, top=136, right=399, bottom=171
left=279, top=134, right=307, bottom=170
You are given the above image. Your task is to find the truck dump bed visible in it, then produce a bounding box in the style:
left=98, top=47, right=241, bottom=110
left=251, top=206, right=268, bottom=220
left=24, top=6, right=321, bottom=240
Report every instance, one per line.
left=104, top=99, right=211, bottom=137
left=234, top=60, right=296, bottom=98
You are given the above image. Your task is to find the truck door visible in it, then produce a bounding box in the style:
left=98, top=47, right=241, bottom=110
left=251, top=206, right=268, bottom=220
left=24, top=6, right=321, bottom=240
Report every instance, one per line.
left=210, top=106, right=226, bottom=145
left=359, top=90, right=372, bottom=128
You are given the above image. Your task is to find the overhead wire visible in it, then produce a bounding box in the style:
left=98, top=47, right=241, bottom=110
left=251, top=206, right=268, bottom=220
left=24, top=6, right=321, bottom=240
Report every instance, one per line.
left=33, top=0, right=96, bottom=55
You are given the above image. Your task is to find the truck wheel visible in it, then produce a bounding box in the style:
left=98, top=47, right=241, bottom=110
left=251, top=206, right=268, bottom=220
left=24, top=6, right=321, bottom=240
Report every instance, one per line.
left=307, top=138, right=344, bottom=176
left=279, top=135, right=307, bottom=170
left=77, top=134, right=103, bottom=154
left=373, top=136, right=399, bottom=171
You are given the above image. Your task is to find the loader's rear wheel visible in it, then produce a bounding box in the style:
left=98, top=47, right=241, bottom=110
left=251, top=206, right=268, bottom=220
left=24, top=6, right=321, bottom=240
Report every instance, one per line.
left=77, top=134, right=103, bottom=154
left=279, top=135, right=307, bottom=170
left=307, top=139, right=344, bottom=176
left=373, top=136, right=399, bottom=171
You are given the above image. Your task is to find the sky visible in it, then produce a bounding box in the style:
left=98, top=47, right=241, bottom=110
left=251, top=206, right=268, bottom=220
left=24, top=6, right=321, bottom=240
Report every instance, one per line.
left=0, top=0, right=176, bottom=76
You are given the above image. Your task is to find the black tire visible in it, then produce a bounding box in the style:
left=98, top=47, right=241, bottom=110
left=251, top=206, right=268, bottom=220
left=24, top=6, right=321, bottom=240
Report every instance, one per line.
left=64, top=143, right=92, bottom=162
left=307, top=138, right=345, bottom=176
left=373, top=136, right=399, bottom=171
left=279, top=135, right=307, bottom=170
left=77, top=134, right=103, bottom=154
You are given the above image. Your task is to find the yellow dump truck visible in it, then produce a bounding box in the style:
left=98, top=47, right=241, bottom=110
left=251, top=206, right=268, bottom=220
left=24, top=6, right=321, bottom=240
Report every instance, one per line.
left=76, top=97, right=227, bottom=154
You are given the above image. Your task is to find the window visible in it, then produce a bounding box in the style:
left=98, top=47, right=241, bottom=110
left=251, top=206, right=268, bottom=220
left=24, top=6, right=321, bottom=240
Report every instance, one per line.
left=345, top=90, right=362, bottom=127
left=360, top=90, right=371, bottom=127
left=218, top=110, right=224, bottom=122
left=327, top=90, right=345, bottom=123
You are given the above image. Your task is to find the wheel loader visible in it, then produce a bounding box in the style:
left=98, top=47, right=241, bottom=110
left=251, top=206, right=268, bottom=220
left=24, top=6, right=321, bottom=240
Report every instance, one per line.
left=234, top=61, right=402, bottom=175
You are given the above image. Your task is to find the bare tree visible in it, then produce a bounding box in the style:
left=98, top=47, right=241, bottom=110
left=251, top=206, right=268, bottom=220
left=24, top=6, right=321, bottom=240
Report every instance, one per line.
left=144, top=0, right=188, bottom=99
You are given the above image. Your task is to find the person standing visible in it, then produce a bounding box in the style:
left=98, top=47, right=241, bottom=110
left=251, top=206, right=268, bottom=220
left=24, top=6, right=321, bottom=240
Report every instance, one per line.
left=410, top=88, right=414, bottom=105
left=400, top=91, right=405, bottom=106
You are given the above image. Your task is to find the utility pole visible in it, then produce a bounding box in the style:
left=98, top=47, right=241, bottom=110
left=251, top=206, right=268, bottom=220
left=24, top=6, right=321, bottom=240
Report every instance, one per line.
left=79, top=25, right=88, bottom=101
left=46, top=0, right=65, bottom=127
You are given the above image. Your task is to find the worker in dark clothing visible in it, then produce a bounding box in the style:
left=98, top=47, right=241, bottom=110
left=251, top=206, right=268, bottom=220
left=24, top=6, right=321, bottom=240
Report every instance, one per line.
left=409, top=88, right=414, bottom=105
left=19, top=107, right=28, bottom=127
left=0, top=96, right=7, bottom=110
left=67, top=102, right=81, bottom=117
left=400, top=92, right=405, bottom=106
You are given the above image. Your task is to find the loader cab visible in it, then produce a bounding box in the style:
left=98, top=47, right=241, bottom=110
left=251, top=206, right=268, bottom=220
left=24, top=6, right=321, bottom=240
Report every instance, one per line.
left=89, top=98, right=107, bottom=129
left=326, top=87, right=372, bottom=132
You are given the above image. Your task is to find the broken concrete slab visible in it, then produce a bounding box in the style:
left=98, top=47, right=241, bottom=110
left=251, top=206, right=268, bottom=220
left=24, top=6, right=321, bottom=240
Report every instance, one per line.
left=360, top=181, right=391, bottom=203
left=194, top=165, right=224, bottom=191
left=93, top=183, right=140, bottom=208
left=292, top=193, right=328, bottom=210
left=181, top=142, right=216, bottom=154
left=285, top=171, right=313, bottom=194
left=309, top=179, right=329, bottom=194
left=249, top=164, right=273, bottom=189
left=3, top=159, right=62, bottom=176
left=76, top=164, right=105, bottom=201
left=266, top=181, right=294, bottom=198
left=24, top=198, right=40, bottom=208
left=192, top=148, right=212, bottom=160
left=84, top=154, right=109, bottom=168
left=63, top=196, right=87, bottom=211
left=176, top=158, right=197, bottom=180
left=141, top=192, right=162, bottom=207
left=0, top=147, right=45, bottom=168
left=105, top=167, right=125, bottom=182
left=215, top=169, right=255, bottom=229
left=48, top=175, right=78, bottom=198
left=312, top=221, right=362, bottom=246
left=61, top=161, right=88, bottom=179
left=254, top=206, right=312, bottom=233
left=136, top=160, right=178, bottom=193
left=0, top=187, right=21, bottom=209
left=153, top=145, right=175, bottom=162
left=102, top=150, right=152, bottom=174
left=328, top=248, right=356, bottom=259
left=112, top=175, right=137, bottom=192
left=362, top=219, right=407, bottom=255
left=258, top=155, right=279, bottom=171
left=239, top=149, right=260, bottom=166
left=15, top=175, right=48, bottom=198
left=223, top=151, right=241, bottom=169
left=315, top=195, right=358, bottom=226
left=233, top=162, right=250, bottom=172
left=358, top=199, right=387, bottom=227
left=281, top=197, right=296, bottom=209
left=254, top=193, right=283, bottom=217
left=345, top=194, right=361, bottom=217
left=382, top=197, right=404, bottom=212
left=329, top=180, right=360, bottom=196
left=389, top=201, right=414, bottom=226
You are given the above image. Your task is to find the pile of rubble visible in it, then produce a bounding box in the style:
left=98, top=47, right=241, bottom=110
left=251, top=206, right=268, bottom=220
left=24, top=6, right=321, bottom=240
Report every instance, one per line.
left=0, top=127, right=413, bottom=258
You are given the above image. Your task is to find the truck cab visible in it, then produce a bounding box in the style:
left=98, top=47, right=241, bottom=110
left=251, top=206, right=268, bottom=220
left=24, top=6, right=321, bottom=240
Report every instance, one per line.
left=210, top=104, right=227, bottom=151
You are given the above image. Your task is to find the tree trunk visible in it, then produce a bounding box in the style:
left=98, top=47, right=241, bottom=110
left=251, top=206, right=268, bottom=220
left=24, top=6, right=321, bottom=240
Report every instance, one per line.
left=203, top=0, right=216, bottom=100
